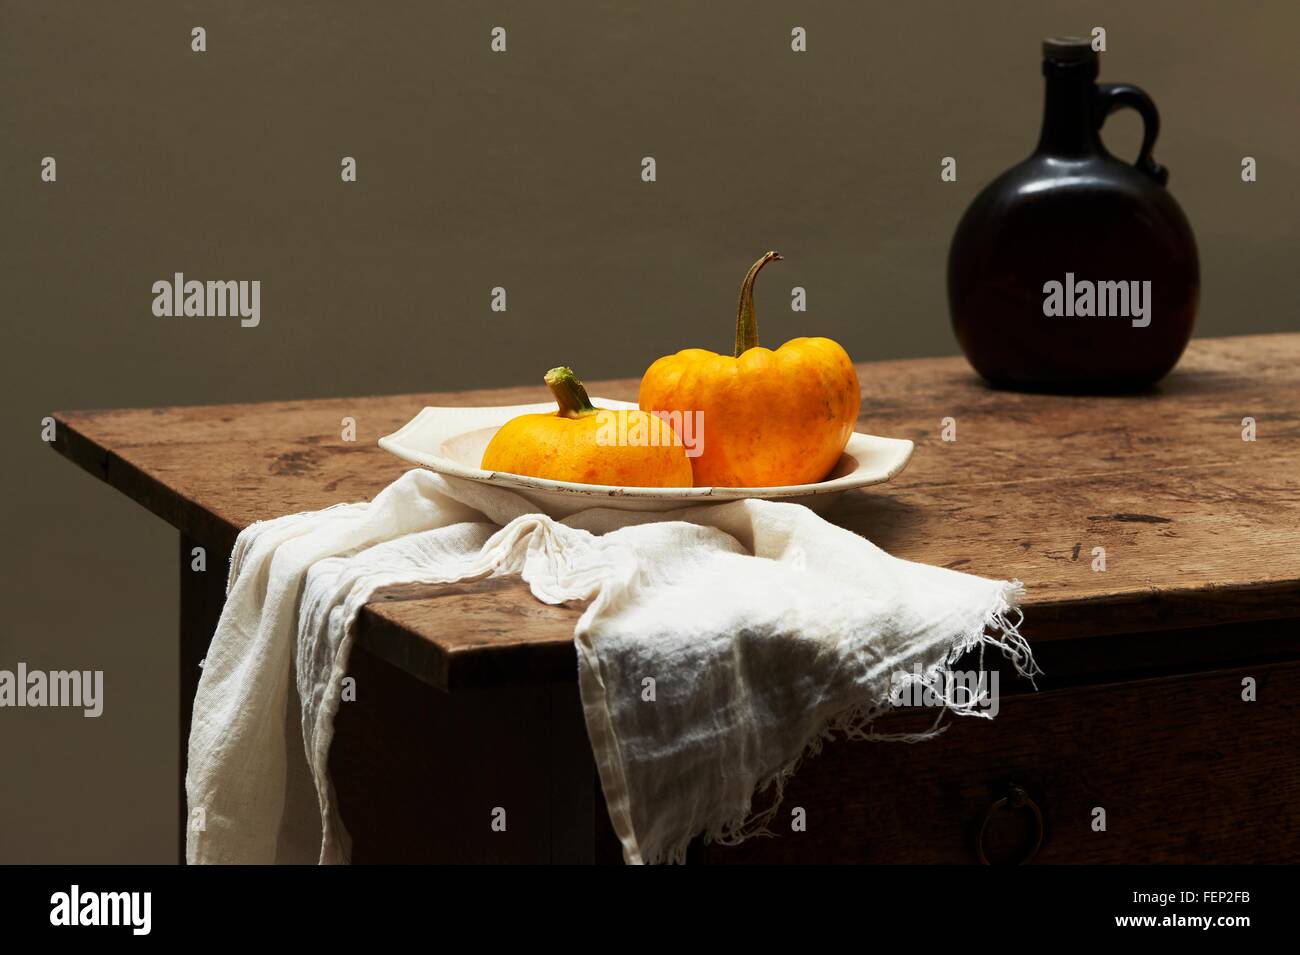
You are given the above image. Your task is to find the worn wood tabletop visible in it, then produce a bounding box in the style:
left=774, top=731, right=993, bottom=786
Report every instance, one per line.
left=52, top=333, right=1300, bottom=690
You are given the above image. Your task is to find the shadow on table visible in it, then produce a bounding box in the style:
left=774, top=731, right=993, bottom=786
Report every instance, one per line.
left=820, top=489, right=926, bottom=553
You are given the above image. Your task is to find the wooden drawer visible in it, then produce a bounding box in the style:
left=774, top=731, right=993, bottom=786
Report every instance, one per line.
left=332, top=645, right=1300, bottom=864
left=699, top=661, right=1300, bottom=864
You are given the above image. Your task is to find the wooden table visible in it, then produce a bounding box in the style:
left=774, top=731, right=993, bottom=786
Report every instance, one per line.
left=51, top=334, right=1300, bottom=863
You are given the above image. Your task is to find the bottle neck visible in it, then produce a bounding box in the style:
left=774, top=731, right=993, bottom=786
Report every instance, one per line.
left=1036, top=64, right=1100, bottom=157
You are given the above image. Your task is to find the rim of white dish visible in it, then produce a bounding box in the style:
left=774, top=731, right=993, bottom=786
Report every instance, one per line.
left=377, top=399, right=914, bottom=499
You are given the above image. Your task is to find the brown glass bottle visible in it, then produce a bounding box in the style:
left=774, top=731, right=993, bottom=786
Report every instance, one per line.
left=948, top=38, right=1199, bottom=393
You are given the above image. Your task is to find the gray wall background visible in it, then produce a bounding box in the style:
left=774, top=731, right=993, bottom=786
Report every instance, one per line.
left=2, top=0, right=1297, bottom=862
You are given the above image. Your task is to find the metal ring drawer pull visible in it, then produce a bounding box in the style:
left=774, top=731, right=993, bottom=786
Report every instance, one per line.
left=976, top=784, right=1044, bottom=865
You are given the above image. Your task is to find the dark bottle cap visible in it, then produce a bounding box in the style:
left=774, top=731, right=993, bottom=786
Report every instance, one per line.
left=1042, top=36, right=1098, bottom=65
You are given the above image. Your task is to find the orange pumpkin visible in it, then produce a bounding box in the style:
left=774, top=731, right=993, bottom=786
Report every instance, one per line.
left=638, top=251, right=861, bottom=487
left=482, top=366, right=693, bottom=488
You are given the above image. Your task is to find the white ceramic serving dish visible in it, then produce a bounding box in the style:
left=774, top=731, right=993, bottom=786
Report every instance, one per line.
left=378, top=399, right=914, bottom=518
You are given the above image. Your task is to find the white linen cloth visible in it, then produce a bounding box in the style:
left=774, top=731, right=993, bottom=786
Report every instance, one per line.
left=186, top=468, right=1033, bottom=865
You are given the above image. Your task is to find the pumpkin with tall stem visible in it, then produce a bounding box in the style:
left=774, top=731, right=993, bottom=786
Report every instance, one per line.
left=638, top=252, right=861, bottom=487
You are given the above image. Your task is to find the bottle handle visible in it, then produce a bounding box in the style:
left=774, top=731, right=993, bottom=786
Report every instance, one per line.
left=1094, top=83, right=1168, bottom=185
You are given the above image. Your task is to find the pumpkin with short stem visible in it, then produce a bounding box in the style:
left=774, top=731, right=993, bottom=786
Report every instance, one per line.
left=638, top=251, right=861, bottom=488
left=482, top=366, right=693, bottom=488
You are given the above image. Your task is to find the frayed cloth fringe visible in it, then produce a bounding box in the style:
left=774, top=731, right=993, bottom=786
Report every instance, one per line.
left=645, top=580, right=1037, bottom=865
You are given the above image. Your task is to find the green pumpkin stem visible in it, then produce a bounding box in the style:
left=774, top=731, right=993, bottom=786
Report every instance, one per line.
left=545, top=366, right=598, bottom=418
left=734, top=250, right=783, bottom=357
